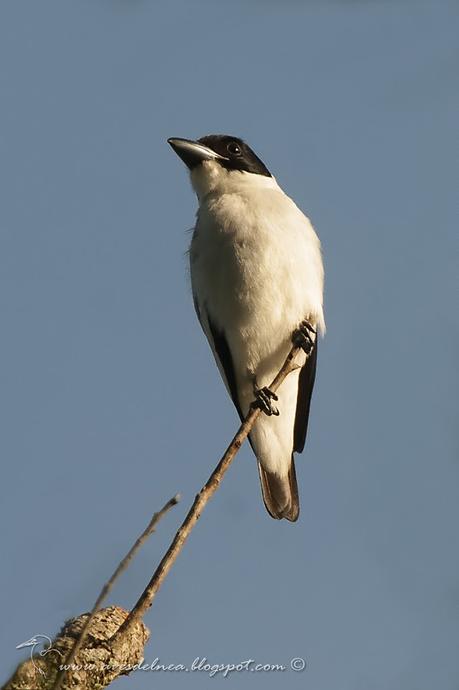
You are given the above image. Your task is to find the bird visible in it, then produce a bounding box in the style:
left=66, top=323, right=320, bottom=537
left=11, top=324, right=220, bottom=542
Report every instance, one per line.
left=168, top=135, right=325, bottom=521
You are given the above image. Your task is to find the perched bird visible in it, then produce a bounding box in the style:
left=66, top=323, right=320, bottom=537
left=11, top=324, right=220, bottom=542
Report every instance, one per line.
left=168, top=135, right=325, bottom=521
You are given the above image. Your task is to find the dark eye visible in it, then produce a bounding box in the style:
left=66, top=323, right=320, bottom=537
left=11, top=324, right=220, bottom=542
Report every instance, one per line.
left=227, top=141, right=242, bottom=156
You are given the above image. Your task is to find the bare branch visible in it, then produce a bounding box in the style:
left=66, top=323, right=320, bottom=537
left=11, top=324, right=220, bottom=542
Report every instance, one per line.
left=3, top=342, right=305, bottom=690
left=52, top=494, right=180, bottom=690
left=112, top=343, right=303, bottom=644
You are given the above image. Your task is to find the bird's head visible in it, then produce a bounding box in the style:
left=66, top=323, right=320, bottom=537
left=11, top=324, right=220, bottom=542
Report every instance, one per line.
left=168, top=134, right=274, bottom=199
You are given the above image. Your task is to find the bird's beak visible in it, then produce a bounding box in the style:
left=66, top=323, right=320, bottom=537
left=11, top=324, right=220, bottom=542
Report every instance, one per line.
left=16, top=639, right=35, bottom=649
left=167, top=138, right=228, bottom=169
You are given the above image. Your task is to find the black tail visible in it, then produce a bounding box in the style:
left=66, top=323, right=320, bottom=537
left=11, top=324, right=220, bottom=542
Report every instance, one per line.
left=257, top=456, right=299, bottom=522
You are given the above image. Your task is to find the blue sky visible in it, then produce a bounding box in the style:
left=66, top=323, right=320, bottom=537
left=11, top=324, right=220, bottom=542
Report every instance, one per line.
left=1, top=1, right=458, bottom=688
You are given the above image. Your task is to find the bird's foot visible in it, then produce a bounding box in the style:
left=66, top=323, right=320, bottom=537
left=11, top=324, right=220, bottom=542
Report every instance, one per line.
left=251, top=387, right=279, bottom=416
left=292, top=320, right=316, bottom=355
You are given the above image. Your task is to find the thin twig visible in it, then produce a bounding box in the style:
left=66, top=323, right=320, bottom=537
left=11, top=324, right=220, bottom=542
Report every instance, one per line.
left=111, top=342, right=303, bottom=644
left=52, top=494, right=180, bottom=690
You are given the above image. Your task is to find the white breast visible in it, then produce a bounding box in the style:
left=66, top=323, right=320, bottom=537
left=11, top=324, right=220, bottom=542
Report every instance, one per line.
left=190, top=171, right=325, bottom=380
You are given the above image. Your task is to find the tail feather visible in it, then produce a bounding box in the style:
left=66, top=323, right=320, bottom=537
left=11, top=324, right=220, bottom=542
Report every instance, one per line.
left=257, top=456, right=299, bottom=522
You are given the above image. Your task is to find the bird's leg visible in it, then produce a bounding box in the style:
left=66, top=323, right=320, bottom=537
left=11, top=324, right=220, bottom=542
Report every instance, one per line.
left=250, top=378, right=280, bottom=417
left=293, top=319, right=316, bottom=355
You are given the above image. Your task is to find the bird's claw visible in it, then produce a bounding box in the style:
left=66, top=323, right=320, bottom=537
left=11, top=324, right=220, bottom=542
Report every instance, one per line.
left=292, top=320, right=316, bottom=355
left=251, top=386, right=279, bottom=416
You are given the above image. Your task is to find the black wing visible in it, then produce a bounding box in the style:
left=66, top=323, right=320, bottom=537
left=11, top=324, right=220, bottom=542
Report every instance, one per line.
left=293, top=338, right=318, bottom=453
left=206, top=311, right=243, bottom=420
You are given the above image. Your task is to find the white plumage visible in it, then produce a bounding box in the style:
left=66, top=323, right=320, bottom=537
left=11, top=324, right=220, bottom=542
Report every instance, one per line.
left=190, top=163, right=324, bottom=493
left=169, top=135, right=325, bottom=521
